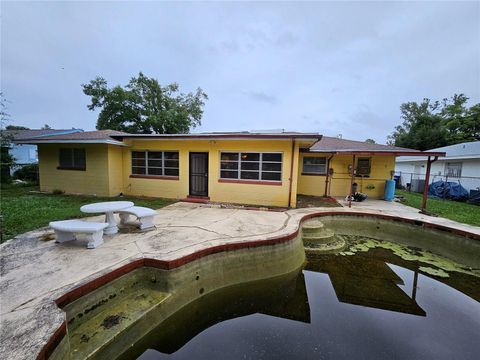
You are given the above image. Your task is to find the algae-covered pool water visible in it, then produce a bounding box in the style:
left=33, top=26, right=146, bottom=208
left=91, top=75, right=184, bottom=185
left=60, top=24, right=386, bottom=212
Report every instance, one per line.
left=119, top=235, right=480, bottom=360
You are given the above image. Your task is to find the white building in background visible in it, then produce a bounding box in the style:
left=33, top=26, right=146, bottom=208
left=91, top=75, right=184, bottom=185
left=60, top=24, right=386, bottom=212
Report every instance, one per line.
left=395, top=141, right=480, bottom=193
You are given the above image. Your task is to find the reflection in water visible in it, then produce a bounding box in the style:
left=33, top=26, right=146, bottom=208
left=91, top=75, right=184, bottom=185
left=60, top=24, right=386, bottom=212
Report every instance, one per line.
left=123, top=247, right=480, bottom=360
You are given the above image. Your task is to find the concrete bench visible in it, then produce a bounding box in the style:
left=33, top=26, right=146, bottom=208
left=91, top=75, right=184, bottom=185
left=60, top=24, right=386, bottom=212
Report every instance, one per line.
left=49, top=220, right=109, bottom=249
left=117, top=206, right=157, bottom=230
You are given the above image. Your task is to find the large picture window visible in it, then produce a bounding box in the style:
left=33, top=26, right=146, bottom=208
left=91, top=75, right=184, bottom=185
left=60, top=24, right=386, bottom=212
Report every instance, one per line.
left=220, top=152, right=282, bottom=182
left=131, top=151, right=179, bottom=176
left=58, top=148, right=86, bottom=170
left=446, top=162, right=462, bottom=177
left=302, top=156, right=327, bottom=175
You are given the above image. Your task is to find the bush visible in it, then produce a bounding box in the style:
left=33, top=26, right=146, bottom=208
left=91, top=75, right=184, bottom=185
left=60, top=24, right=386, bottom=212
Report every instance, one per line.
left=13, top=164, right=39, bottom=183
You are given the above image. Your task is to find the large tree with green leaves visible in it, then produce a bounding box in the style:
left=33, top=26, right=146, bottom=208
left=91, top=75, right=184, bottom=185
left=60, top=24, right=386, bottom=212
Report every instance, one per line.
left=388, top=94, right=480, bottom=150
left=82, top=72, right=208, bottom=134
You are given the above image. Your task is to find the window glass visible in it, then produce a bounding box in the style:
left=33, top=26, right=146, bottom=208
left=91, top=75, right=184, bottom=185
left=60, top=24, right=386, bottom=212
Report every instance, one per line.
left=220, top=152, right=282, bottom=182
left=241, top=153, right=260, bottom=162
left=302, top=156, right=326, bottom=174
left=262, top=172, right=282, bottom=181
left=131, top=151, right=179, bottom=177
left=58, top=148, right=86, bottom=170
left=446, top=162, right=462, bottom=177
left=356, top=157, right=371, bottom=176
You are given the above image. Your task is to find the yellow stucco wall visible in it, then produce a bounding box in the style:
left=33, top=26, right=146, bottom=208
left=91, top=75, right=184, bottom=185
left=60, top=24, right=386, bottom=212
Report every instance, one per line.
left=122, top=139, right=299, bottom=207
left=297, top=153, right=396, bottom=198
left=38, top=144, right=111, bottom=196
left=107, top=145, right=124, bottom=196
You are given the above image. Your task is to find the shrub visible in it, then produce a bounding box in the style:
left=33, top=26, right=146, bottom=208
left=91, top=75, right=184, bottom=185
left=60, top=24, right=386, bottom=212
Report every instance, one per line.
left=13, top=164, right=39, bottom=183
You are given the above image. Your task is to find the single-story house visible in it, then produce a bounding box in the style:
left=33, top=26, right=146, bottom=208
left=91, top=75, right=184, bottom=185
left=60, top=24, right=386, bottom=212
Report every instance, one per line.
left=396, top=141, right=480, bottom=192
left=3, top=128, right=83, bottom=174
left=15, top=130, right=442, bottom=207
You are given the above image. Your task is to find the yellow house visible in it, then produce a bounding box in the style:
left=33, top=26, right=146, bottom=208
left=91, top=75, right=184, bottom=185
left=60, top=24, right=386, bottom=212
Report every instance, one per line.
left=17, top=130, right=441, bottom=208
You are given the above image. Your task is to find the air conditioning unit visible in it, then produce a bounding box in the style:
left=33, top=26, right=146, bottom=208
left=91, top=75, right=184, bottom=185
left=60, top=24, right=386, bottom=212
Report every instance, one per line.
left=410, top=179, right=425, bottom=193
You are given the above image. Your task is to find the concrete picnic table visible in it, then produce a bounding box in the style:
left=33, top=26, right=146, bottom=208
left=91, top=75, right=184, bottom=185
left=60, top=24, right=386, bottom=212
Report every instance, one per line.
left=80, top=201, right=134, bottom=234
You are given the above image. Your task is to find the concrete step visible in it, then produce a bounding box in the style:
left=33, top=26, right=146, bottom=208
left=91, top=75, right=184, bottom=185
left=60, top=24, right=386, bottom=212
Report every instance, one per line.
left=68, top=288, right=170, bottom=360
left=302, top=219, right=325, bottom=234
left=302, top=229, right=335, bottom=244
left=304, top=238, right=347, bottom=254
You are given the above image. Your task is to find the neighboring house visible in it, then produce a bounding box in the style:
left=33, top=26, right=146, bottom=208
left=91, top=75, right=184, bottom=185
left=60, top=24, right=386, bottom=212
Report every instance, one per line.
left=396, top=141, right=480, bottom=192
left=3, top=128, right=83, bottom=174
left=15, top=130, right=440, bottom=207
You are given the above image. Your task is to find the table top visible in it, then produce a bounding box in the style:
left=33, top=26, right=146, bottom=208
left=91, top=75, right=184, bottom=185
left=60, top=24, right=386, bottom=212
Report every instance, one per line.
left=80, top=201, right=134, bottom=213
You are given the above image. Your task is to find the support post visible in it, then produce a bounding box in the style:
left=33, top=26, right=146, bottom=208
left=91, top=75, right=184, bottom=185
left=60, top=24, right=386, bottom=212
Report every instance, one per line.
left=420, top=156, right=438, bottom=214
left=324, top=154, right=334, bottom=197
left=348, top=154, right=356, bottom=208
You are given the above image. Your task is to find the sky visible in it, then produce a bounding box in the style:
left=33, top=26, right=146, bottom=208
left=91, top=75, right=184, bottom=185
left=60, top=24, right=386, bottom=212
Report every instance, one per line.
left=1, top=1, right=479, bottom=144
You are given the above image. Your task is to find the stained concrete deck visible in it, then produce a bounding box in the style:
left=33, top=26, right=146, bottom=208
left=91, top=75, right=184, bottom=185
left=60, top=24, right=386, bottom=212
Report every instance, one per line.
left=1, top=200, right=479, bottom=359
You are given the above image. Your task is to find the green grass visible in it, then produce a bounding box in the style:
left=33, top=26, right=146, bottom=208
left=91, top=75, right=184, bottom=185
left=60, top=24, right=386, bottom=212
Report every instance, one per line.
left=396, top=190, right=480, bottom=227
left=0, top=184, right=175, bottom=241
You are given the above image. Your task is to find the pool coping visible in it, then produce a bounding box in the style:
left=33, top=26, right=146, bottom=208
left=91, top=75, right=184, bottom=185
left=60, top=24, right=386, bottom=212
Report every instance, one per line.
left=36, top=210, right=480, bottom=360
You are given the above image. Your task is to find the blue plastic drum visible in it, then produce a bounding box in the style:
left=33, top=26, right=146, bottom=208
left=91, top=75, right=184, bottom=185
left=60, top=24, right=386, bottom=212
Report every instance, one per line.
left=384, top=179, right=395, bottom=201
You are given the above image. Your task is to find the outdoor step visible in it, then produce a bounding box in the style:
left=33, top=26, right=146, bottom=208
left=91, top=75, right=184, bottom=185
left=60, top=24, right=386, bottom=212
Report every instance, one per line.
left=304, top=238, right=347, bottom=254
left=68, top=287, right=171, bottom=360
left=302, top=230, right=335, bottom=244
left=302, top=219, right=326, bottom=233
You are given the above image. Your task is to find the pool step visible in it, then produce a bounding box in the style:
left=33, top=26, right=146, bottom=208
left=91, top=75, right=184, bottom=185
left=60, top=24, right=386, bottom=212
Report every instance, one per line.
left=302, top=219, right=345, bottom=253
left=68, top=288, right=171, bottom=360
left=303, top=238, right=347, bottom=253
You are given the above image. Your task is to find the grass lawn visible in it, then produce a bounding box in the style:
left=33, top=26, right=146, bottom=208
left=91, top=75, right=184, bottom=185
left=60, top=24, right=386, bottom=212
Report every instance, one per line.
left=0, top=184, right=175, bottom=242
left=396, top=190, right=480, bottom=227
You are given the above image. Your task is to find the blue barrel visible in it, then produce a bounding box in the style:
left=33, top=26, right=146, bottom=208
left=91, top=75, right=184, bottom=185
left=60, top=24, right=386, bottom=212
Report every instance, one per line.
left=384, top=180, right=395, bottom=201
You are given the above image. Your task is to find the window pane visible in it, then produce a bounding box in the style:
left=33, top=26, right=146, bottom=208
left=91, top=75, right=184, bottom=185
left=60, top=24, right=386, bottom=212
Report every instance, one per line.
left=132, top=151, right=145, bottom=159
left=303, top=157, right=326, bottom=166
left=221, top=153, right=239, bottom=161
left=148, top=167, right=163, bottom=175
left=221, top=170, right=238, bottom=179
left=148, top=159, right=162, bottom=167
left=132, top=159, right=146, bottom=167
left=357, top=158, right=371, bottom=175
left=241, top=171, right=259, bottom=180
left=241, top=153, right=259, bottom=161
left=73, top=149, right=86, bottom=168
left=263, top=153, right=282, bottom=162
left=164, top=160, right=179, bottom=168
left=59, top=149, right=72, bottom=167
left=303, top=164, right=326, bottom=174
left=262, top=162, right=282, bottom=172
left=241, top=162, right=260, bottom=171
left=164, top=168, right=179, bottom=176
left=148, top=152, right=162, bottom=160
left=164, top=152, right=179, bottom=160
left=132, top=167, right=146, bottom=175
left=221, top=161, right=238, bottom=170
left=262, top=172, right=281, bottom=181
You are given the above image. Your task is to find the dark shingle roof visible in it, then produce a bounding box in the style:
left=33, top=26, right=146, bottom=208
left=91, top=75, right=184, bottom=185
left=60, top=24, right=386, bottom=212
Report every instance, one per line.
left=310, top=136, right=417, bottom=152
left=2, top=128, right=83, bottom=140
left=13, top=130, right=128, bottom=145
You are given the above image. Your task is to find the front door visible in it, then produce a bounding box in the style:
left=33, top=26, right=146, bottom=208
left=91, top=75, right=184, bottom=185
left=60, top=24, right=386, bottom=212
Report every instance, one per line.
left=189, top=152, right=209, bottom=197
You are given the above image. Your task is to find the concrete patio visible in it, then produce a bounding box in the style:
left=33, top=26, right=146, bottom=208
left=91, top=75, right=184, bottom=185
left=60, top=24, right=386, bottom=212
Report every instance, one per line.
left=1, top=200, right=479, bottom=359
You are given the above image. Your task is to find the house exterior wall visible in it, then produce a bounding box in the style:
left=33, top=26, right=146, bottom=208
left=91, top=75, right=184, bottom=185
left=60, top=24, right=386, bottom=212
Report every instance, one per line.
left=38, top=144, right=111, bottom=196
left=121, top=139, right=299, bottom=207
left=297, top=153, right=396, bottom=198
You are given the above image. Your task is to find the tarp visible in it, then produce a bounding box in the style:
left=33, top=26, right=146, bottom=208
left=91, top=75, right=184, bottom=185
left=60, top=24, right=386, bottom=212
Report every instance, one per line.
left=428, top=180, right=469, bottom=201
left=467, top=190, right=480, bottom=205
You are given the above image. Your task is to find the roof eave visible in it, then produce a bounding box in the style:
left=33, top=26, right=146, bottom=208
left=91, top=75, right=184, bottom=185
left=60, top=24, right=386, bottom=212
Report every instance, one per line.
left=14, top=139, right=127, bottom=146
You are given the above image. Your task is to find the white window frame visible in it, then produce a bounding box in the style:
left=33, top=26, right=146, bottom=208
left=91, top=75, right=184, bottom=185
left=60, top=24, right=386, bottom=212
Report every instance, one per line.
left=131, top=150, right=179, bottom=176
left=302, top=156, right=327, bottom=175
left=220, top=151, right=283, bottom=182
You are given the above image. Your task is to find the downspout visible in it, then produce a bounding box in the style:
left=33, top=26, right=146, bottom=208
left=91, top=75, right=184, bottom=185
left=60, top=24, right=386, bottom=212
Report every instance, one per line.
left=323, top=154, right=334, bottom=197
left=348, top=154, right=356, bottom=208
left=288, top=139, right=295, bottom=208
left=420, top=156, right=438, bottom=214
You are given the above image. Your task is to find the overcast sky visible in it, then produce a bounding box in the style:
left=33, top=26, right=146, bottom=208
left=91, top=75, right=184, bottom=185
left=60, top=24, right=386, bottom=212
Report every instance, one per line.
left=1, top=1, right=479, bottom=143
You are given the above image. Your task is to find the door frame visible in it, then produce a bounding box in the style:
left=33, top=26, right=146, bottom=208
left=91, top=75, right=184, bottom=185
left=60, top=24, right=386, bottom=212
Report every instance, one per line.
left=189, top=152, right=209, bottom=197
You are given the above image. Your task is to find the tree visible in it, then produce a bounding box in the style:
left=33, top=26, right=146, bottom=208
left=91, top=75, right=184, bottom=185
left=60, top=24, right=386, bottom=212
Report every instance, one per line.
left=0, top=93, right=16, bottom=183
left=388, top=94, right=479, bottom=150
left=365, top=138, right=376, bottom=144
left=82, top=72, right=208, bottom=134
left=41, top=124, right=52, bottom=130
left=6, top=125, right=30, bottom=130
